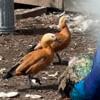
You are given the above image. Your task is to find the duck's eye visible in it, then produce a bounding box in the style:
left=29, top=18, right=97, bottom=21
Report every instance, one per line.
left=51, top=35, right=55, bottom=38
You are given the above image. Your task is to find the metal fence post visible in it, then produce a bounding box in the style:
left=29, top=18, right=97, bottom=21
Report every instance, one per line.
left=0, top=0, right=14, bottom=33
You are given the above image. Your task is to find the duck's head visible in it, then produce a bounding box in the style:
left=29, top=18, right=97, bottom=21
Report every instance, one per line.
left=41, top=33, right=57, bottom=44
left=57, top=16, right=68, bottom=30
left=35, top=33, right=57, bottom=49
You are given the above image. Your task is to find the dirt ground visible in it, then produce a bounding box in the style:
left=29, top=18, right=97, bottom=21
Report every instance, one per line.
left=0, top=11, right=96, bottom=100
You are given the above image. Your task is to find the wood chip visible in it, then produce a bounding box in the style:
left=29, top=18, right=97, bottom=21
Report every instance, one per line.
left=0, top=92, right=19, bottom=98
left=25, top=94, right=43, bottom=99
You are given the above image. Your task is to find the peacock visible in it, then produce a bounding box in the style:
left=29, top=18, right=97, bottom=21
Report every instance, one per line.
left=58, top=54, right=93, bottom=98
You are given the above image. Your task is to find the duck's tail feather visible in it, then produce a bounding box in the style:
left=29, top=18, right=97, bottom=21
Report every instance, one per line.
left=3, top=63, right=20, bottom=79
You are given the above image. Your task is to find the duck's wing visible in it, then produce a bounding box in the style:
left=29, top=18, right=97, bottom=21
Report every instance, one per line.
left=25, top=55, right=50, bottom=74
left=15, top=49, right=48, bottom=75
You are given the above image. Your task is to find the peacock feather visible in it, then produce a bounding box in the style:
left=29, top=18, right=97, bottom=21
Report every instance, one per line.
left=59, top=54, right=93, bottom=84
left=72, top=55, right=93, bottom=81
left=58, top=54, right=93, bottom=98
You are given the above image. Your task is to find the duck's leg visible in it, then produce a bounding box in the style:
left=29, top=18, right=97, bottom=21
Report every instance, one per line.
left=28, top=75, right=41, bottom=88
left=53, top=53, right=62, bottom=65
left=53, top=53, right=68, bottom=65
left=28, top=75, right=33, bottom=88
left=56, top=52, right=62, bottom=64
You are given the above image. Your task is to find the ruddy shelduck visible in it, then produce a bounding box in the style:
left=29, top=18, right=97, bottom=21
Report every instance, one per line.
left=3, top=33, right=58, bottom=87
